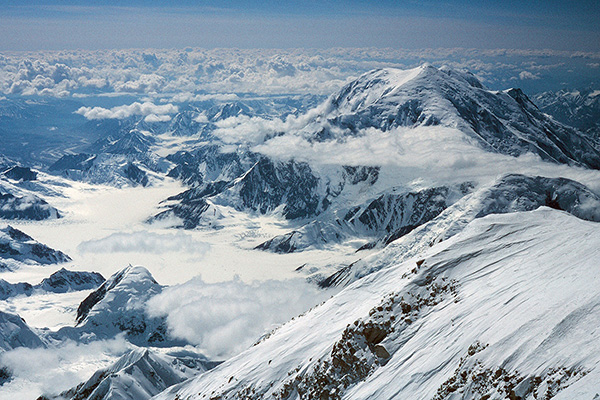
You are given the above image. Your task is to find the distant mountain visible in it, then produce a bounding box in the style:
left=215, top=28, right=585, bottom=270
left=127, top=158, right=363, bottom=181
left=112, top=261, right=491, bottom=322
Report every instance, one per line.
left=165, top=144, right=257, bottom=187
left=153, top=157, right=382, bottom=229
left=0, top=268, right=104, bottom=300
left=310, top=65, right=600, bottom=168
left=49, top=153, right=162, bottom=187
left=56, top=266, right=181, bottom=346
left=153, top=209, right=600, bottom=400
left=0, top=225, right=71, bottom=270
left=86, top=129, right=156, bottom=155
left=534, top=88, right=600, bottom=143
left=2, top=166, right=37, bottom=181
left=42, top=348, right=217, bottom=400
left=0, top=179, right=61, bottom=220
left=257, top=182, right=473, bottom=253
left=0, top=311, right=44, bottom=353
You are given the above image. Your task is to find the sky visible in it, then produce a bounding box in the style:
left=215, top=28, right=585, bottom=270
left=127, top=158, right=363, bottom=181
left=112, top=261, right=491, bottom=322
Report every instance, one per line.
left=1, top=0, right=599, bottom=51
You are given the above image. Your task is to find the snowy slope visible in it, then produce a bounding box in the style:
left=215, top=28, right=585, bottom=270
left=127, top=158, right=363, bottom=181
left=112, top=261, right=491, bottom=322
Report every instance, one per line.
left=256, top=182, right=473, bottom=253
left=0, top=311, right=44, bottom=352
left=46, top=348, right=217, bottom=400
left=153, top=209, right=600, bottom=400
left=0, top=225, right=71, bottom=271
left=320, top=173, right=600, bottom=287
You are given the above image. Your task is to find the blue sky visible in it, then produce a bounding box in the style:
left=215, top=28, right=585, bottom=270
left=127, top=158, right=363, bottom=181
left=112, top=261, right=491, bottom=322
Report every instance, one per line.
left=1, top=0, right=599, bottom=51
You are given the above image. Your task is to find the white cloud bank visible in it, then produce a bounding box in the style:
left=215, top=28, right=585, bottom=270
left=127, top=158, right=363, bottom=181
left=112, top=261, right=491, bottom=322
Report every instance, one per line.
left=75, top=101, right=178, bottom=120
left=146, top=276, right=332, bottom=358
left=77, top=231, right=209, bottom=254
left=0, top=337, right=130, bottom=400
left=1, top=48, right=599, bottom=98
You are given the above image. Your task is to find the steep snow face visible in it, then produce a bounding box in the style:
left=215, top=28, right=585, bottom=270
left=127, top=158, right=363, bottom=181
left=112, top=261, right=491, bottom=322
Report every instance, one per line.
left=0, top=225, right=71, bottom=270
left=314, top=65, right=600, bottom=169
left=153, top=209, right=600, bottom=400
left=0, top=311, right=44, bottom=352
left=322, top=173, right=600, bottom=287
left=56, top=265, right=176, bottom=346
left=48, top=348, right=216, bottom=400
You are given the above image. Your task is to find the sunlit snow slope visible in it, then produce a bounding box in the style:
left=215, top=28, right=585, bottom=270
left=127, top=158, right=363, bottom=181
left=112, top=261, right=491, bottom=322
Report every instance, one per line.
left=154, top=208, right=600, bottom=400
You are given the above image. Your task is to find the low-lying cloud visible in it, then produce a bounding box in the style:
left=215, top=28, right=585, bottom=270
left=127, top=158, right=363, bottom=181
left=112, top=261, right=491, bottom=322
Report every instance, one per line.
left=77, top=231, right=210, bottom=254
left=0, top=337, right=130, bottom=400
left=250, top=125, right=600, bottom=193
left=146, top=276, right=332, bottom=358
left=75, top=101, right=178, bottom=120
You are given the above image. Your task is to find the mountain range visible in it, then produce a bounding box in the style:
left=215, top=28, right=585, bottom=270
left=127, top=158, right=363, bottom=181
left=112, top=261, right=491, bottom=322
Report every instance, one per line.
left=1, top=63, right=600, bottom=400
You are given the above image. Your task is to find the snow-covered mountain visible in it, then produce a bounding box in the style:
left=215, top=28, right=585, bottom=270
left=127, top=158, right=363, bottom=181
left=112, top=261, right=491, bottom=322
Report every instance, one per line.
left=309, top=65, right=600, bottom=168
left=0, top=177, right=62, bottom=220
left=0, top=225, right=71, bottom=270
left=154, top=157, right=381, bottom=228
left=2, top=61, right=600, bottom=400
left=0, top=268, right=104, bottom=300
left=43, top=348, right=217, bottom=400
left=2, top=166, right=38, bottom=182
left=319, top=174, right=600, bottom=287
left=257, top=182, right=473, bottom=253
left=153, top=209, right=600, bottom=400
left=0, top=311, right=44, bottom=353
left=153, top=65, right=600, bottom=235
left=49, top=153, right=165, bottom=187
left=56, top=265, right=181, bottom=346
left=535, top=88, right=600, bottom=143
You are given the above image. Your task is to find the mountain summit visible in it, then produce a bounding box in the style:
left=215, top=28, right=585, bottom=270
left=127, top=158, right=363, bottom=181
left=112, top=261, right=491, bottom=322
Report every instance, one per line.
left=313, top=65, right=600, bottom=168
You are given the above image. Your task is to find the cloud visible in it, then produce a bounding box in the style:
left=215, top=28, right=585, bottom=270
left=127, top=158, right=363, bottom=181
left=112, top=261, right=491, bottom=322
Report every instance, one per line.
left=2, top=48, right=600, bottom=98
left=75, top=101, right=178, bottom=120
left=518, top=70, right=541, bottom=80
left=252, top=125, right=600, bottom=193
left=0, top=337, right=130, bottom=400
left=77, top=231, right=210, bottom=254
left=144, top=113, right=172, bottom=123
left=146, top=276, right=332, bottom=358
left=168, top=92, right=240, bottom=103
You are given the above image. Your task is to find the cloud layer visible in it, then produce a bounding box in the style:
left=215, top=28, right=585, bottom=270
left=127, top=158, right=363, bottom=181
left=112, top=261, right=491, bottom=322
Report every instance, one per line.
left=146, top=276, right=332, bottom=358
left=76, top=101, right=178, bottom=120
left=1, top=48, right=599, bottom=98
left=77, top=231, right=210, bottom=254
left=0, top=337, right=130, bottom=400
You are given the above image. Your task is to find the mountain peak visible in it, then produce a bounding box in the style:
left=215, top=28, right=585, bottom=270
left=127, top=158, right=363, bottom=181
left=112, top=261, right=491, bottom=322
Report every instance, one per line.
left=320, top=65, right=600, bottom=169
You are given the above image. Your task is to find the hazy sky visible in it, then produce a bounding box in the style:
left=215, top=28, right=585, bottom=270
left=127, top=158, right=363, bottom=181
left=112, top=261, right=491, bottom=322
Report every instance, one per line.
left=1, top=0, right=599, bottom=51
